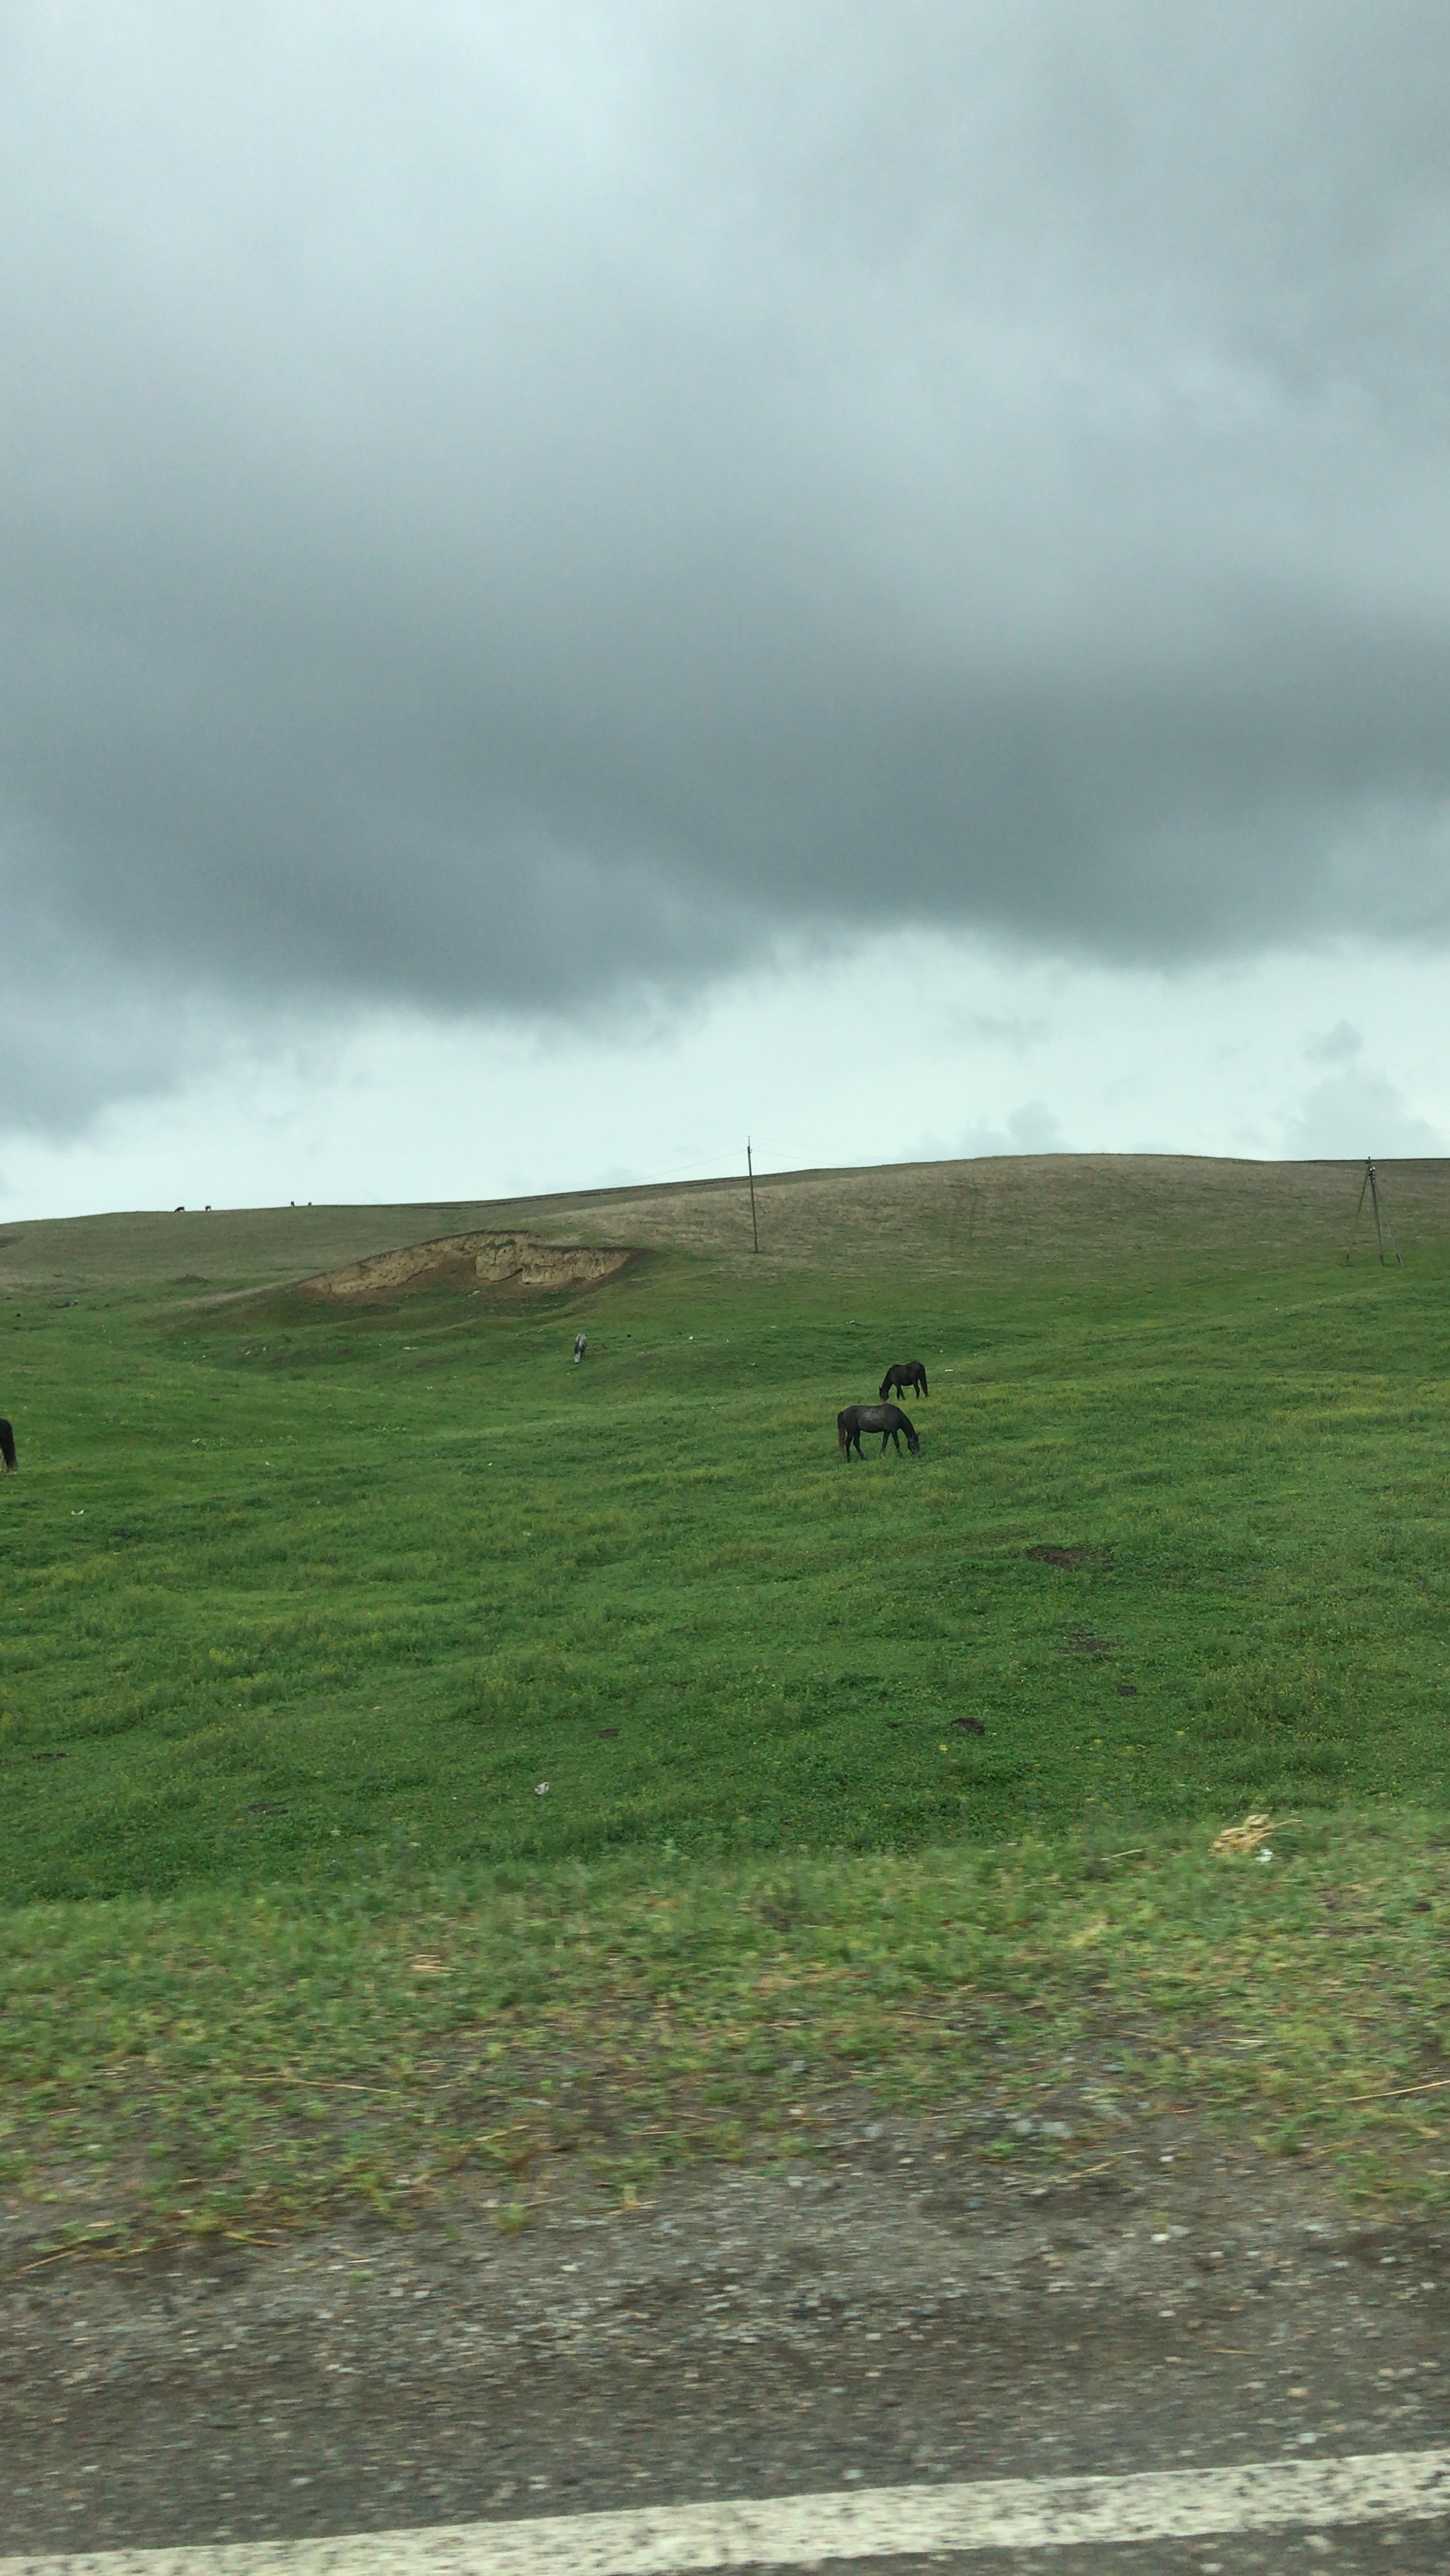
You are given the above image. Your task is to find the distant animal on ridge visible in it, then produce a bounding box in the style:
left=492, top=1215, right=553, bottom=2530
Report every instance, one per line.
left=879, top=1361, right=928, bottom=1401
left=0, top=1418, right=15, bottom=1473
left=573, top=1332, right=588, bottom=1364
left=838, top=1402, right=920, bottom=1459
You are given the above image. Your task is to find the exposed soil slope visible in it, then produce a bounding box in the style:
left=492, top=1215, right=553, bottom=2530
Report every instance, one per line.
left=293, top=1229, right=632, bottom=1301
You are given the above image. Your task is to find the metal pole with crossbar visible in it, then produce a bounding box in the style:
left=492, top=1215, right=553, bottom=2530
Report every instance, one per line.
left=1345, top=1156, right=1403, bottom=1267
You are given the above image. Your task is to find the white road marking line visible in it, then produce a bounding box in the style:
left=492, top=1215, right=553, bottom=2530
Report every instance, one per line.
left=4, top=2446, right=1449, bottom=2576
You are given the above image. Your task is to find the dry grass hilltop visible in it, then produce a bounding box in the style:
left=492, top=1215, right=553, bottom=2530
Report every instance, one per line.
left=0, top=1151, right=1445, bottom=1293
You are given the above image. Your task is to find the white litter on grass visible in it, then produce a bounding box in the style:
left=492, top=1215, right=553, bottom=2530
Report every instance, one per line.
left=535, top=1783, right=549, bottom=1796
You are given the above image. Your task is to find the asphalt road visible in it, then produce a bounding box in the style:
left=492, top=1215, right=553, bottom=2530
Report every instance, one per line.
left=4, top=2111, right=1447, bottom=2572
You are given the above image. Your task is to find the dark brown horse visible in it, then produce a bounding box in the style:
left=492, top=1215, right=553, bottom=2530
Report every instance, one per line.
left=0, top=1418, right=15, bottom=1472
left=879, top=1361, right=928, bottom=1401
left=838, top=1402, right=920, bottom=1459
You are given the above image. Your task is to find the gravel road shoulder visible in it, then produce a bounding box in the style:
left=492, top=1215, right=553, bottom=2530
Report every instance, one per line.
left=4, top=2111, right=1448, bottom=2565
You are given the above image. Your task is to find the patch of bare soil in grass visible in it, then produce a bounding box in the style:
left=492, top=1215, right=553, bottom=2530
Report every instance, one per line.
left=295, top=1230, right=633, bottom=1302
left=1027, top=1545, right=1112, bottom=1570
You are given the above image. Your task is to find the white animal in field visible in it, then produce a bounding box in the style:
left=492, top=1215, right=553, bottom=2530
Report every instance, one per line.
left=573, top=1331, right=588, bottom=1363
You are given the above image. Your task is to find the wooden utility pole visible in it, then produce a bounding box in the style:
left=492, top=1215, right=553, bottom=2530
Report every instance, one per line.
left=746, top=1139, right=760, bottom=1253
left=1344, top=1156, right=1403, bottom=1267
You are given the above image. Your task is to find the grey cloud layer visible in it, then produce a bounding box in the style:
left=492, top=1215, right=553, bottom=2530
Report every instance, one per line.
left=4, top=0, right=1450, bottom=1122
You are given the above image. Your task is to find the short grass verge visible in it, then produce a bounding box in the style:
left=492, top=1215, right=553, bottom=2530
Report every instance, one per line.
left=6, top=1806, right=1449, bottom=2256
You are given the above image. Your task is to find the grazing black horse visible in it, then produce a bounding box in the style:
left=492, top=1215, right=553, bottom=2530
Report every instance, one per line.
left=879, top=1361, right=928, bottom=1401
left=838, top=1402, right=920, bottom=1459
left=0, top=1418, right=15, bottom=1473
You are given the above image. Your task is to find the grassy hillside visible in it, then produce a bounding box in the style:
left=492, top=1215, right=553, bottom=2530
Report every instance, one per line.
left=4, top=1153, right=1449, bottom=2237
left=2, top=1161, right=1447, bottom=1903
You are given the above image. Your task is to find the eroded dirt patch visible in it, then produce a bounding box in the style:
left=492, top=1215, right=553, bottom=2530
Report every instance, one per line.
left=1027, top=1545, right=1112, bottom=1571
left=295, top=1231, right=633, bottom=1302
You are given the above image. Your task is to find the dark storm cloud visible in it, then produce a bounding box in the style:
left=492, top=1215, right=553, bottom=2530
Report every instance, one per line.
left=4, top=0, right=1450, bottom=1123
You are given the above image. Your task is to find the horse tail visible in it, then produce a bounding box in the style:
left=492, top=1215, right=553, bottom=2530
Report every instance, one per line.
left=838, top=1410, right=849, bottom=1452
left=0, top=1418, right=14, bottom=1472
left=919, top=1367, right=928, bottom=1397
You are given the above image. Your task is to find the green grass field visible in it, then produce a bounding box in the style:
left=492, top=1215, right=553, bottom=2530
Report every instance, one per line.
left=3, top=1156, right=1449, bottom=2240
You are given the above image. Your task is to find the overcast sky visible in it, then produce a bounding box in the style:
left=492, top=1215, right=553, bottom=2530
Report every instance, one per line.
left=3, top=1, right=1448, bottom=1214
